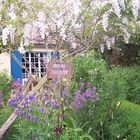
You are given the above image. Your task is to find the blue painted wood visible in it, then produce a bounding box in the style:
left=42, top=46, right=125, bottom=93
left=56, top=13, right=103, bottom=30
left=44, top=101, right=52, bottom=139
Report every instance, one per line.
left=11, top=51, right=22, bottom=81
left=51, top=51, right=60, bottom=59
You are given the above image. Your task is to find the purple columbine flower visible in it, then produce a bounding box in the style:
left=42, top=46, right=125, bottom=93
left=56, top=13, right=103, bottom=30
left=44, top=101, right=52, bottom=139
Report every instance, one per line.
left=31, top=102, right=36, bottom=106
left=17, top=111, right=25, bottom=118
left=61, top=88, right=68, bottom=97
left=46, top=101, right=52, bottom=106
left=8, top=99, right=17, bottom=107
left=38, top=107, right=44, bottom=113
left=26, top=114, right=31, bottom=119
left=16, top=93, right=23, bottom=101
left=42, top=119, right=47, bottom=124
left=24, top=104, right=29, bottom=108
left=25, top=97, right=29, bottom=102
left=16, top=105, right=21, bottom=110
left=27, top=108, right=32, bottom=113
left=29, top=95, right=35, bottom=100
left=52, top=102, right=59, bottom=109
left=32, top=116, right=38, bottom=122
left=42, top=96, right=47, bottom=102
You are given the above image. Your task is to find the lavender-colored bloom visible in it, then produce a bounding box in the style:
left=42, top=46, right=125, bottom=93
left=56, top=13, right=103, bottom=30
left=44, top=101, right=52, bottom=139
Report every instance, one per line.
left=92, top=86, right=96, bottom=92
left=8, top=99, right=17, bottom=107
left=29, top=94, right=35, bottom=100
left=27, top=108, right=32, bottom=113
left=42, top=96, right=47, bottom=102
left=32, top=116, right=38, bottom=122
left=16, top=93, right=23, bottom=101
left=25, top=97, right=29, bottom=102
left=46, top=101, right=52, bottom=106
left=80, top=83, right=85, bottom=90
left=61, top=88, right=68, bottom=97
left=52, top=102, right=59, bottom=108
left=26, top=114, right=31, bottom=119
left=87, top=82, right=91, bottom=86
left=38, top=107, right=44, bottom=113
left=42, top=119, right=47, bottom=124
left=31, top=137, right=36, bottom=140
left=16, top=105, right=21, bottom=110
left=73, top=91, right=85, bottom=109
left=17, top=111, right=25, bottom=118
left=31, top=102, right=36, bottom=106
left=24, top=104, right=29, bottom=108
left=83, top=89, right=94, bottom=99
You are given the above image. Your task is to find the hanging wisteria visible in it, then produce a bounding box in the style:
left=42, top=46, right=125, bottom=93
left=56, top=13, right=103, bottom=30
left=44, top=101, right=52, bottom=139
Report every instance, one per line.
left=0, top=0, right=140, bottom=52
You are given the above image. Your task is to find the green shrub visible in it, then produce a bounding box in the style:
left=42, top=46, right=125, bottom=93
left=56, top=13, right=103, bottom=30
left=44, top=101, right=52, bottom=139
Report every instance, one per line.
left=109, top=101, right=140, bottom=140
left=70, top=51, right=107, bottom=94
left=125, top=65, right=140, bottom=104
left=0, top=72, right=12, bottom=102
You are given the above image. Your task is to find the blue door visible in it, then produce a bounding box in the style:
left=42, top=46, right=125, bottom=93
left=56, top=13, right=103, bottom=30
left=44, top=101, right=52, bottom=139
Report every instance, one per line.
left=11, top=51, right=22, bottom=81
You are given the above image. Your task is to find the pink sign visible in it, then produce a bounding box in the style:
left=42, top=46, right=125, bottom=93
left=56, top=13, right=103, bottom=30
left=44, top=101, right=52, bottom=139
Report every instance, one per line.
left=47, top=60, right=73, bottom=79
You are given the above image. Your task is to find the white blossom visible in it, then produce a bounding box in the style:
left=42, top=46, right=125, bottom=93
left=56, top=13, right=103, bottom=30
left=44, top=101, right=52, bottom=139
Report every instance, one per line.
left=109, top=0, right=121, bottom=18
left=131, top=0, right=139, bottom=20
left=100, top=44, right=105, bottom=53
left=2, top=25, right=15, bottom=45
left=119, top=0, right=125, bottom=10
left=102, top=11, right=109, bottom=31
left=18, top=41, right=26, bottom=54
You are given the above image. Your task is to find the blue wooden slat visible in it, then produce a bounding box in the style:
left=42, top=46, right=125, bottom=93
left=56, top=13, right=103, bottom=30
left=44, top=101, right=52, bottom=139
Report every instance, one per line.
left=11, top=51, right=22, bottom=81
left=51, top=51, right=60, bottom=59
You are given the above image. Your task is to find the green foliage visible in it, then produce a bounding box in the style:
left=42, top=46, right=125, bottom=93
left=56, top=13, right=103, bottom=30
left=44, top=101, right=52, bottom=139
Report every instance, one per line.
left=124, top=65, right=140, bottom=104
left=70, top=51, right=140, bottom=139
left=0, top=105, right=13, bottom=128
left=0, top=72, right=12, bottom=102
left=109, top=101, right=140, bottom=140
left=70, top=51, right=106, bottom=93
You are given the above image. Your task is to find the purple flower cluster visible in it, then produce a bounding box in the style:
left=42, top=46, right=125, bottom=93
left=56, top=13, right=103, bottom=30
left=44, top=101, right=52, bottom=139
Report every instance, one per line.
left=8, top=93, right=24, bottom=107
left=46, top=101, right=59, bottom=109
left=0, top=91, right=3, bottom=107
left=73, top=83, right=97, bottom=110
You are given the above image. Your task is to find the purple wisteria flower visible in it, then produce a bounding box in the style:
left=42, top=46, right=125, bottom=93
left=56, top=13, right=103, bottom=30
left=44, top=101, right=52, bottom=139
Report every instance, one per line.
left=38, top=107, right=44, bottom=113
left=24, top=103, right=29, bottom=108
left=32, top=116, right=38, bottom=122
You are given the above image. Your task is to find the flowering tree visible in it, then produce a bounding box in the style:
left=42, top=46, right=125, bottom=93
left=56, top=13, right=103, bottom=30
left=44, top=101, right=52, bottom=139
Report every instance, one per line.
left=0, top=0, right=140, bottom=53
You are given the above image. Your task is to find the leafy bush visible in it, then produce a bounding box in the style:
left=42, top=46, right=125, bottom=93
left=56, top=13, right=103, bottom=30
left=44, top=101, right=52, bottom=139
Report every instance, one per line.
left=109, top=101, right=140, bottom=140
left=0, top=72, right=12, bottom=102
left=124, top=65, right=140, bottom=104
left=70, top=51, right=106, bottom=94
left=70, top=51, right=140, bottom=139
